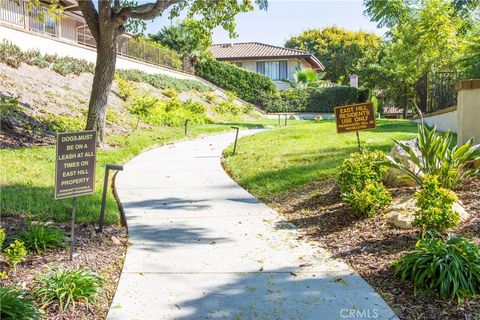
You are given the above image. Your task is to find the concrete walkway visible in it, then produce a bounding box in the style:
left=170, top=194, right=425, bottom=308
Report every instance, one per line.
left=107, top=130, right=397, bottom=320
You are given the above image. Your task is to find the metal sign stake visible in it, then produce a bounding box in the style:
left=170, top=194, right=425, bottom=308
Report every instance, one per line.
left=278, top=114, right=281, bottom=126
left=70, top=197, right=77, bottom=261
left=231, top=126, right=239, bottom=156
left=356, top=131, right=361, bottom=151
left=185, top=119, right=189, bottom=136
left=284, top=114, right=288, bottom=126
left=98, top=164, right=124, bottom=233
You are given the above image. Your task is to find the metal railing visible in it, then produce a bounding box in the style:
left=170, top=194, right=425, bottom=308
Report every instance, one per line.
left=0, top=0, right=185, bottom=72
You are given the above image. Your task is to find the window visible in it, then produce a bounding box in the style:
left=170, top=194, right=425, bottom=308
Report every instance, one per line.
left=234, top=62, right=243, bottom=68
left=256, top=61, right=288, bottom=81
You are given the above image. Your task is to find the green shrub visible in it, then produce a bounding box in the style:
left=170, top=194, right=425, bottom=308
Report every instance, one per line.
left=23, top=49, right=49, bottom=68
left=413, top=175, right=459, bottom=231
left=195, top=58, right=279, bottom=108
left=0, top=285, right=42, bottom=320
left=386, top=125, right=480, bottom=190
left=243, top=103, right=255, bottom=114
left=4, top=240, right=28, bottom=268
left=202, top=92, right=218, bottom=104
left=106, top=110, right=121, bottom=124
left=0, top=40, right=23, bottom=68
left=161, top=87, right=178, bottom=98
left=184, top=100, right=206, bottom=114
left=115, top=73, right=136, bottom=101
left=15, top=223, right=66, bottom=254
left=338, top=150, right=391, bottom=217
left=393, top=234, right=480, bottom=301
left=118, top=69, right=211, bottom=93
left=0, top=228, right=5, bottom=249
left=52, top=56, right=94, bottom=76
left=280, top=88, right=309, bottom=112
left=276, top=86, right=362, bottom=113
left=342, top=181, right=392, bottom=217
left=34, top=267, right=102, bottom=311
left=129, top=93, right=160, bottom=119
left=216, top=98, right=243, bottom=116
left=0, top=96, right=20, bottom=117
left=46, top=114, right=85, bottom=132
left=338, top=150, right=388, bottom=194
left=128, top=93, right=210, bottom=127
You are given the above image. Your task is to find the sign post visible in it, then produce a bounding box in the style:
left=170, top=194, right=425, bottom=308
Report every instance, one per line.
left=231, top=126, right=240, bottom=156
left=334, top=102, right=376, bottom=151
left=98, top=164, right=123, bottom=233
left=55, top=130, right=97, bottom=260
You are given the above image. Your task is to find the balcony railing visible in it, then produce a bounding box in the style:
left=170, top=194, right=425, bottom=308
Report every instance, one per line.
left=0, top=0, right=186, bottom=72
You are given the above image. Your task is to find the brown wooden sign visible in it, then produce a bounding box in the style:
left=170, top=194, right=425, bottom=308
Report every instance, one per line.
left=334, top=102, right=376, bottom=133
left=55, top=131, right=96, bottom=199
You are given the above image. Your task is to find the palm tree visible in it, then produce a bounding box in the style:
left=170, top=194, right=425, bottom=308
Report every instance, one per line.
left=290, top=69, right=326, bottom=88
left=149, top=20, right=211, bottom=71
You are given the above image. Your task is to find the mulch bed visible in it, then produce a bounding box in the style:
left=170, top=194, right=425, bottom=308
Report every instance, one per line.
left=270, top=178, right=480, bottom=320
left=1, top=217, right=128, bottom=320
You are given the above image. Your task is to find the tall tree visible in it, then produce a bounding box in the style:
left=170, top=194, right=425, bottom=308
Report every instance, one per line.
left=285, top=26, right=381, bottom=86
left=70, top=0, right=267, bottom=143
left=149, top=19, right=211, bottom=70
left=364, top=0, right=468, bottom=116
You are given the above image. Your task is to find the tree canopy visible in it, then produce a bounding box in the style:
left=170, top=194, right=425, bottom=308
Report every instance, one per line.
left=149, top=19, right=212, bottom=62
left=285, top=26, right=382, bottom=86
left=67, top=0, right=268, bottom=143
left=363, top=0, right=478, bottom=114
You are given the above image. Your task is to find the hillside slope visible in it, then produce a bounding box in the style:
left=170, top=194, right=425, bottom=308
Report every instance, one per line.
left=0, top=51, right=257, bottom=148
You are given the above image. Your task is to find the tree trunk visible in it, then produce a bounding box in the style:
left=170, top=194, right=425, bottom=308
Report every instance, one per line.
left=402, top=83, right=409, bottom=119
left=85, top=29, right=117, bottom=144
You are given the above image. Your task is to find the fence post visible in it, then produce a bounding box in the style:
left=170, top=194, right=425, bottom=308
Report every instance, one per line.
left=456, top=80, right=480, bottom=146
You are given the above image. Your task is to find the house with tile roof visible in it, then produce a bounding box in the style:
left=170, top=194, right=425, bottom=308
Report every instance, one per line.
left=210, top=42, right=325, bottom=90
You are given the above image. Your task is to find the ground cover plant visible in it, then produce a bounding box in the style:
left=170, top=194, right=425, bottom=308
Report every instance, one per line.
left=3, top=240, right=28, bottom=269
left=0, top=40, right=208, bottom=91
left=34, top=267, right=103, bottom=311
left=15, top=223, right=67, bottom=254
left=117, top=68, right=211, bottom=93
left=393, top=234, right=480, bottom=301
left=0, top=285, right=42, bottom=320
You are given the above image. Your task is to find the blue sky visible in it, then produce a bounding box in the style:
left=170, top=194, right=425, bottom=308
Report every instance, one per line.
left=146, top=1, right=385, bottom=46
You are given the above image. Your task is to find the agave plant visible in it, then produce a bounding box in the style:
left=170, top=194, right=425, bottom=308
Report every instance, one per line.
left=386, top=125, right=480, bottom=190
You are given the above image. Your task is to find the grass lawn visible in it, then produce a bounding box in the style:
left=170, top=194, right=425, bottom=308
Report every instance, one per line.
left=0, top=121, right=274, bottom=224
left=223, top=119, right=418, bottom=201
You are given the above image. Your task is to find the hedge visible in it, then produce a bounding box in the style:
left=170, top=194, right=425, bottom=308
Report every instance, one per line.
left=268, top=86, right=369, bottom=113
left=195, top=59, right=279, bottom=108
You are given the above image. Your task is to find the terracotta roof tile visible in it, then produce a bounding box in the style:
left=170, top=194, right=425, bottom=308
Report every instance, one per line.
left=210, top=42, right=324, bottom=70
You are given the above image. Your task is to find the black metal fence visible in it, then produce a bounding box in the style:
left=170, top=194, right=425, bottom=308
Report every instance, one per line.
left=415, top=71, right=462, bottom=113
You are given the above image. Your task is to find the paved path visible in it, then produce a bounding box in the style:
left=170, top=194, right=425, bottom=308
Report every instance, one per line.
left=107, top=130, right=397, bottom=320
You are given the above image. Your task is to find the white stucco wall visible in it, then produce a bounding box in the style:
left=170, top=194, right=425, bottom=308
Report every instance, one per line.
left=234, top=58, right=309, bottom=90
left=412, top=108, right=458, bottom=132
left=0, top=25, right=198, bottom=80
